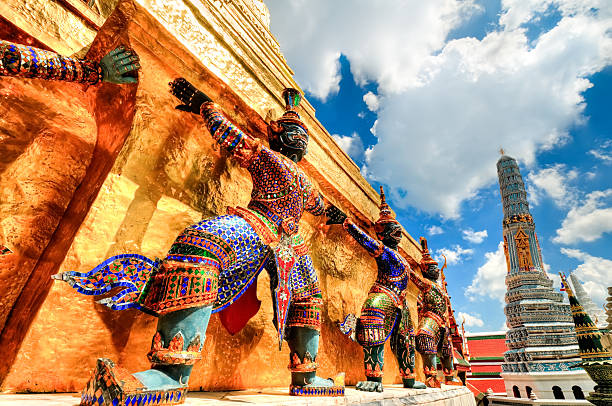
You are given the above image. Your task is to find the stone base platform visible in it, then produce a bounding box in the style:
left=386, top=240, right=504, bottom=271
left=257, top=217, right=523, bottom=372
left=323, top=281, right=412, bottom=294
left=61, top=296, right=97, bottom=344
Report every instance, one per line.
left=0, top=386, right=475, bottom=405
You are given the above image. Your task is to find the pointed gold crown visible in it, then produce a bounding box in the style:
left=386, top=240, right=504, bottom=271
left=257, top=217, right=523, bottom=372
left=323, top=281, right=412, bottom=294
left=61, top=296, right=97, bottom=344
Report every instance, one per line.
left=374, top=186, right=399, bottom=232
left=420, top=237, right=438, bottom=267
left=269, top=88, right=309, bottom=136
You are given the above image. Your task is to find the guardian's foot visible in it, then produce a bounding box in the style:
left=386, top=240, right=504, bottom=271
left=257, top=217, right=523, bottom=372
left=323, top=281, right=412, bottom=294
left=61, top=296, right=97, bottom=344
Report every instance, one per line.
left=80, top=358, right=187, bottom=406
left=444, top=376, right=463, bottom=386
left=425, top=375, right=441, bottom=389
left=289, top=373, right=345, bottom=396
left=403, top=377, right=426, bottom=389
left=356, top=380, right=383, bottom=392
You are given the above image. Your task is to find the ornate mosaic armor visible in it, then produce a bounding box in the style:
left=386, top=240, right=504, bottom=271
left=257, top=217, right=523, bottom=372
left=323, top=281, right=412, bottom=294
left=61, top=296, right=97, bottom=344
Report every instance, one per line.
left=1, top=39, right=102, bottom=83
left=55, top=83, right=344, bottom=404
left=1, top=40, right=139, bottom=85
left=413, top=238, right=460, bottom=388
left=343, top=220, right=410, bottom=348
left=149, top=101, right=327, bottom=330
left=412, top=271, right=451, bottom=355
left=335, top=187, right=424, bottom=391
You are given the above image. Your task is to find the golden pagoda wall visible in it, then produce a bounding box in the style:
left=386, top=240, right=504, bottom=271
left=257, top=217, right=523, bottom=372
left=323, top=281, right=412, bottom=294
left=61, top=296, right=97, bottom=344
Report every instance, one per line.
left=0, top=0, right=425, bottom=392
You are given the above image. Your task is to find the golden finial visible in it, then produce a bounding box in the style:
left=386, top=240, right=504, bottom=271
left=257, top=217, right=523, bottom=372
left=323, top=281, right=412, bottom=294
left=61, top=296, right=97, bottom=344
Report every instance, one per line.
left=499, top=148, right=505, bottom=155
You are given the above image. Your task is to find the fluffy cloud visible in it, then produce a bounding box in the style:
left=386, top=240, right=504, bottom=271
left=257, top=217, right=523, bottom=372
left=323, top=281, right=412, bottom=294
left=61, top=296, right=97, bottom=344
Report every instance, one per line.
left=462, top=228, right=488, bottom=244
left=466, top=241, right=507, bottom=303
left=561, top=248, right=612, bottom=306
left=268, top=0, right=480, bottom=99
left=268, top=1, right=612, bottom=218
left=436, top=245, right=474, bottom=265
left=589, top=140, right=612, bottom=164
left=427, top=225, right=444, bottom=235
left=553, top=189, right=612, bottom=244
left=331, top=132, right=365, bottom=162
left=500, top=0, right=611, bottom=30
left=457, top=311, right=484, bottom=327
left=526, top=164, right=578, bottom=207
left=363, top=91, right=380, bottom=112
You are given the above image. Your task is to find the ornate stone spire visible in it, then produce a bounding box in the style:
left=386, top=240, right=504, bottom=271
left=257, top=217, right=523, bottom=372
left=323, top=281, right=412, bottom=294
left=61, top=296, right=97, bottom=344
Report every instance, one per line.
left=570, top=273, right=607, bottom=328
left=560, top=273, right=612, bottom=406
left=607, top=287, right=612, bottom=331
left=496, top=154, right=587, bottom=398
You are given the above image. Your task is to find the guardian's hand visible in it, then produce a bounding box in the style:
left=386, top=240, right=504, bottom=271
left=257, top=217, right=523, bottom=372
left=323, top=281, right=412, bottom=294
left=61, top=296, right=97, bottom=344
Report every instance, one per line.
left=169, top=77, right=212, bottom=114
left=100, top=46, right=139, bottom=84
left=325, top=204, right=347, bottom=225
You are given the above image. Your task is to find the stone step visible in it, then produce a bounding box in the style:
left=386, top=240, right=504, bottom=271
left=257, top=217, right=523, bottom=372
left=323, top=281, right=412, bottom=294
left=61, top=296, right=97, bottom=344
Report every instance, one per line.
left=0, top=386, right=476, bottom=406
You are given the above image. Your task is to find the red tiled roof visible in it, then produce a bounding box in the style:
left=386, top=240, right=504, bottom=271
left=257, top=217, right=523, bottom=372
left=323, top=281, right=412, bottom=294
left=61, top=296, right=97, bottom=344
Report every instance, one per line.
left=467, top=381, right=484, bottom=396
left=467, top=336, right=507, bottom=358
left=470, top=363, right=502, bottom=374
left=468, top=377, right=506, bottom=394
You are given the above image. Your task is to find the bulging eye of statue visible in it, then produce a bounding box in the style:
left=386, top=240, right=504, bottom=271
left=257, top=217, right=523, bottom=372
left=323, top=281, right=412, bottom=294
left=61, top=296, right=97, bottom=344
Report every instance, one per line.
left=279, top=123, right=308, bottom=149
left=271, top=122, right=308, bottom=162
left=426, top=264, right=440, bottom=279
left=378, top=223, right=402, bottom=248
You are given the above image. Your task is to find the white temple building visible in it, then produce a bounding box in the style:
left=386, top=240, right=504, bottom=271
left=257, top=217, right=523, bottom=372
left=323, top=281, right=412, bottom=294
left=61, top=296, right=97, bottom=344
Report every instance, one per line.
left=495, top=154, right=595, bottom=401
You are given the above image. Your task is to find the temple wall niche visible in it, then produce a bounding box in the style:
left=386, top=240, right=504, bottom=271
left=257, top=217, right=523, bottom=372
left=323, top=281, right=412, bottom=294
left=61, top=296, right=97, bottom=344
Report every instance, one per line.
left=0, top=0, right=425, bottom=392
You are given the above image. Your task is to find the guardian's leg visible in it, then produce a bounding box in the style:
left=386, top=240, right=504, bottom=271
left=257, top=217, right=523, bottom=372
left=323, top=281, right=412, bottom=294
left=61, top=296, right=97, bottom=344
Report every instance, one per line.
left=77, top=215, right=267, bottom=405
left=286, top=253, right=344, bottom=396
left=81, top=259, right=219, bottom=406
left=354, top=292, right=395, bottom=392
left=356, top=344, right=384, bottom=392
left=389, top=307, right=426, bottom=389
left=439, top=329, right=462, bottom=386
left=415, top=318, right=441, bottom=388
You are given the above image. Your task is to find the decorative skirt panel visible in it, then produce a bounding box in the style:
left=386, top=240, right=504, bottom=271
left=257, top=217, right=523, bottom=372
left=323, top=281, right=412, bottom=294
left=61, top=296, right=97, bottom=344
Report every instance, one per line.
left=140, top=262, right=219, bottom=314
left=415, top=316, right=441, bottom=355
left=416, top=316, right=452, bottom=356
left=356, top=291, right=399, bottom=347
left=287, top=295, right=323, bottom=331
left=159, top=215, right=270, bottom=313
left=289, top=251, right=321, bottom=301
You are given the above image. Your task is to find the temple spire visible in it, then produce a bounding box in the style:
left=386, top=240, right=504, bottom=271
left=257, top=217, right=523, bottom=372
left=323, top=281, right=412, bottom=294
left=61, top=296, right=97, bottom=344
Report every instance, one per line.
left=497, top=154, right=588, bottom=399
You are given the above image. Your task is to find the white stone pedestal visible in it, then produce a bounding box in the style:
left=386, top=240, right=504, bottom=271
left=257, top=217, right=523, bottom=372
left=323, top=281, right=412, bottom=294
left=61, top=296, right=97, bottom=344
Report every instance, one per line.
left=0, top=386, right=475, bottom=405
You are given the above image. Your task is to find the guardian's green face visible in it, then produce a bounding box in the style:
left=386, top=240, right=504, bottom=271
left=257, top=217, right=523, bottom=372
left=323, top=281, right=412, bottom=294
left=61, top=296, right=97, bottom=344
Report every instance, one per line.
left=270, top=122, right=308, bottom=162
left=424, top=263, right=440, bottom=281
left=376, top=222, right=402, bottom=249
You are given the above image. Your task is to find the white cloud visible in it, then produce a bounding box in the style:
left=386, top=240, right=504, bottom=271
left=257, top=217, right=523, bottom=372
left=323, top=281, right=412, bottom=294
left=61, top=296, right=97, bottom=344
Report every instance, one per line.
left=462, top=228, right=488, bottom=244
left=357, top=111, right=366, bottom=119
left=436, top=245, right=474, bottom=265
left=553, top=189, right=612, bottom=244
left=457, top=312, right=484, bottom=328
left=589, top=149, right=612, bottom=163
left=561, top=248, right=612, bottom=306
left=369, top=119, right=378, bottom=137
left=363, top=91, right=380, bottom=112
left=526, top=164, right=578, bottom=208
left=331, top=132, right=365, bottom=162
left=500, top=0, right=611, bottom=30
left=268, top=1, right=612, bottom=218
left=427, top=225, right=444, bottom=235
left=589, top=140, right=612, bottom=164
left=466, top=241, right=507, bottom=303
left=268, top=1, right=481, bottom=100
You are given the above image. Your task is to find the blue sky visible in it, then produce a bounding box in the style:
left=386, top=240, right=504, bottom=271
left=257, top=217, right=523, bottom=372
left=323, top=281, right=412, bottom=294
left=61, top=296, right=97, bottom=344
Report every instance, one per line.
left=267, top=0, right=612, bottom=332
